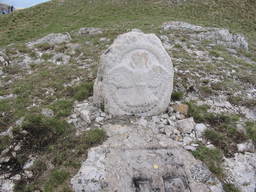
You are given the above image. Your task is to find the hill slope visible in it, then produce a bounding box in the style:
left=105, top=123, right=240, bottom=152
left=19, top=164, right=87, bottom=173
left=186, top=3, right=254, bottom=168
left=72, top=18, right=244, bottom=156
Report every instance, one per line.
left=0, top=0, right=256, bottom=47
left=0, top=0, right=256, bottom=192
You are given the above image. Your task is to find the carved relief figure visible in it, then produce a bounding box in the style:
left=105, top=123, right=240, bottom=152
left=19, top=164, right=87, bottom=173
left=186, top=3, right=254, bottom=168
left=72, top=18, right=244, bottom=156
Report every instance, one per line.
left=105, top=49, right=169, bottom=115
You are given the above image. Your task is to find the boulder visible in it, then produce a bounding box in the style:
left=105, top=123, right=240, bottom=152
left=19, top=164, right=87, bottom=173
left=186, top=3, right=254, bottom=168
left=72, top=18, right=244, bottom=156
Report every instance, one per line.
left=93, top=30, right=174, bottom=116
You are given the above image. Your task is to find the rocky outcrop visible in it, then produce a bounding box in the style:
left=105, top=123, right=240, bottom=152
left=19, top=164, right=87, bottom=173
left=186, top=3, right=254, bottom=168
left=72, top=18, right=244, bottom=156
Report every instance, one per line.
left=162, top=21, right=248, bottom=50
left=224, top=153, right=256, bottom=192
left=71, top=119, right=223, bottom=192
left=26, top=33, right=71, bottom=47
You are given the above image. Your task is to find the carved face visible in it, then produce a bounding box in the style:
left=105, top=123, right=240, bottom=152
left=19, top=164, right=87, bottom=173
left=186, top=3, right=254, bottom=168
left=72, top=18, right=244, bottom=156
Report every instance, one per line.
left=105, top=49, right=169, bottom=115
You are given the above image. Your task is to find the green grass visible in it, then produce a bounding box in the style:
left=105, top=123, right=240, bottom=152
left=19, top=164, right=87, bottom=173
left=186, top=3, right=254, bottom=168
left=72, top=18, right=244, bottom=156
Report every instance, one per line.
left=0, top=135, right=11, bottom=153
left=223, top=183, right=241, bottom=192
left=14, top=114, right=71, bottom=151
left=192, top=145, right=224, bottom=178
left=49, top=99, right=73, bottom=118
left=187, top=102, right=247, bottom=156
left=245, top=121, right=256, bottom=142
left=171, top=91, right=184, bottom=101
left=0, top=0, right=255, bottom=47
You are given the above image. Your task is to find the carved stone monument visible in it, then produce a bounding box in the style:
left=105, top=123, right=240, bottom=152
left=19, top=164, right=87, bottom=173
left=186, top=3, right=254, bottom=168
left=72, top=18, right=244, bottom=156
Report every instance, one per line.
left=93, top=30, right=174, bottom=116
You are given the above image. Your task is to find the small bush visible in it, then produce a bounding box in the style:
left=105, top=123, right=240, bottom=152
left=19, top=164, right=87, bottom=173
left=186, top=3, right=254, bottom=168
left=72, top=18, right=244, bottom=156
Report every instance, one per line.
left=171, top=91, right=184, bottom=101
left=30, top=160, right=47, bottom=178
left=44, top=169, right=70, bottom=192
left=35, top=43, right=54, bottom=51
left=245, top=121, right=256, bottom=142
left=84, top=128, right=107, bottom=146
left=72, top=82, right=94, bottom=101
left=192, top=145, right=224, bottom=177
left=223, top=183, right=241, bottom=192
left=41, top=53, right=53, bottom=60
left=0, top=135, right=11, bottom=153
left=15, top=114, right=70, bottom=151
left=50, top=99, right=73, bottom=118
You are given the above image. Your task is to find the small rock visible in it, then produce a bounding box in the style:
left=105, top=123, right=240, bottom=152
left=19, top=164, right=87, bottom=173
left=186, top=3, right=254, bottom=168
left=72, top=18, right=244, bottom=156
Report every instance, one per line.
left=177, top=117, right=196, bottom=133
left=173, top=104, right=189, bottom=115
left=195, top=123, right=207, bottom=138
left=78, top=27, right=103, bottom=36
left=41, top=108, right=54, bottom=117
left=24, top=170, right=33, bottom=178
left=10, top=174, right=21, bottom=181
left=80, top=109, right=91, bottom=124
left=184, top=145, right=197, bottom=151
left=237, top=141, right=255, bottom=153
left=183, top=136, right=193, bottom=145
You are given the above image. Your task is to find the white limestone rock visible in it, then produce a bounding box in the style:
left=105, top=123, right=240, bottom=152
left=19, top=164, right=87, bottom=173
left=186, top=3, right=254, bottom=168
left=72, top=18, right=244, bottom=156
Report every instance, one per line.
left=162, top=21, right=248, bottom=50
left=71, top=122, right=223, bottom=192
left=237, top=141, right=255, bottom=153
left=224, top=152, right=256, bottom=192
left=27, top=33, right=71, bottom=47
left=93, top=31, right=174, bottom=116
left=0, top=178, right=14, bottom=192
left=177, top=117, right=196, bottom=133
left=78, top=27, right=103, bottom=36
left=195, top=123, right=207, bottom=138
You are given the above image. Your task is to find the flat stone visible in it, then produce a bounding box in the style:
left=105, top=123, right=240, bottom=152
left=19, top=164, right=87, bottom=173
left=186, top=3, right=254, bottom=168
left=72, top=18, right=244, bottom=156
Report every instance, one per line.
left=177, top=117, right=196, bottom=133
left=93, top=30, right=174, bottom=116
left=71, top=122, right=223, bottom=192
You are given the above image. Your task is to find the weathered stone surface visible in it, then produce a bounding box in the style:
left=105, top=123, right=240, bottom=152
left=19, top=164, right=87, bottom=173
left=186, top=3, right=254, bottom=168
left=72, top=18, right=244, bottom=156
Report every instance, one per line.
left=162, top=21, right=248, bottom=50
left=93, top=31, right=174, bottom=116
left=78, top=27, right=103, bottom=36
left=195, top=123, right=207, bottom=138
left=0, top=52, right=9, bottom=67
left=237, top=141, right=255, bottom=153
left=177, top=117, right=196, bottom=133
left=26, top=33, right=71, bottom=47
left=71, top=121, right=223, bottom=192
left=224, top=152, right=256, bottom=192
left=0, top=178, right=14, bottom=192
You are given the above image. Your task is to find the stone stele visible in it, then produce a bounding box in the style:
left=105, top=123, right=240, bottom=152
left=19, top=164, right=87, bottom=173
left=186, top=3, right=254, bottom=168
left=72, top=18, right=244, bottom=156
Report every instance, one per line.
left=93, top=30, right=174, bottom=116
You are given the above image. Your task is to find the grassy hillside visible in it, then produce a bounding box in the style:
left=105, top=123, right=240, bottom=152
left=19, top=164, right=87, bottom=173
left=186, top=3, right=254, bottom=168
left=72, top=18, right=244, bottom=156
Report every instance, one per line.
left=0, top=0, right=255, bottom=47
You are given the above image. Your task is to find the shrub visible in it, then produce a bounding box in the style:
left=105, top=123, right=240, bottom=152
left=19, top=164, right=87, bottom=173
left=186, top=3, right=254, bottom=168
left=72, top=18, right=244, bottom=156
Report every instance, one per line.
left=44, top=169, right=70, bottom=192
left=245, top=121, right=256, bottom=142
left=0, top=135, right=11, bottom=153
left=171, top=91, right=184, bottom=101
left=35, top=43, right=54, bottom=51
left=192, top=145, right=224, bottom=177
left=84, top=128, right=107, bottom=145
left=14, top=114, right=70, bottom=151
left=50, top=99, right=73, bottom=118
left=223, top=183, right=241, bottom=192
left=72, top=82, right=94, bottom=101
